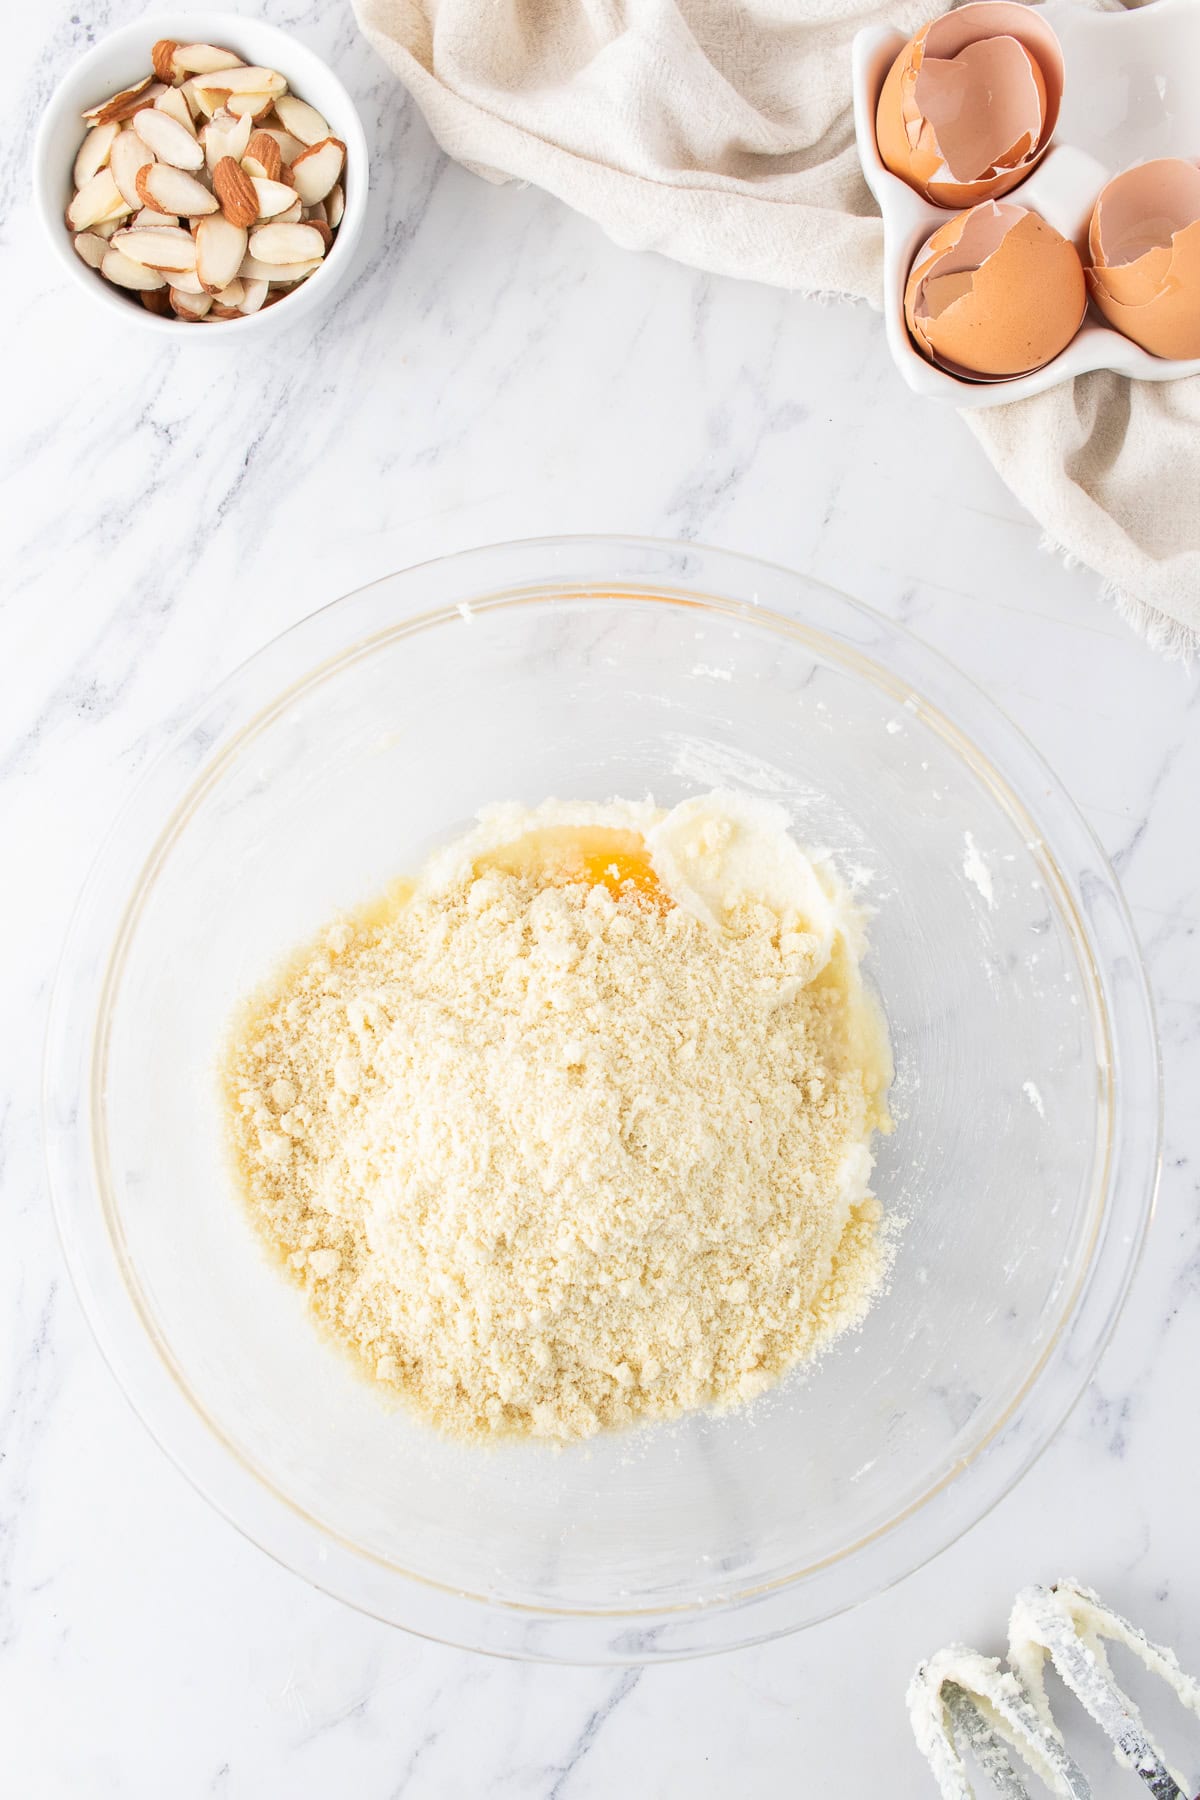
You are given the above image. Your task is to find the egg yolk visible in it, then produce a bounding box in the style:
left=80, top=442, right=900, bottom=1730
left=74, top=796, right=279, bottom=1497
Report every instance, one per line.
left=476, top=826, right=668, bottom=907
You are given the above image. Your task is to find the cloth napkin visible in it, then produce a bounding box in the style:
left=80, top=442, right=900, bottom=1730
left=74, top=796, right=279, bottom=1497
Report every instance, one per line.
left=353, top=0, right=1200, bottom=656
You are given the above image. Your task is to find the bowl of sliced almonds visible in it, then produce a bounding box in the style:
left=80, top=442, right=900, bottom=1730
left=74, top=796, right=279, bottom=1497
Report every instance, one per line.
left=35, top=13, right=368, bottom=333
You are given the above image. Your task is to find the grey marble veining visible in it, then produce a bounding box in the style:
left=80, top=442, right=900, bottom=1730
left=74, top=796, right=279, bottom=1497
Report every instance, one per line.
left=2, top=1, right=1199, bottom=1795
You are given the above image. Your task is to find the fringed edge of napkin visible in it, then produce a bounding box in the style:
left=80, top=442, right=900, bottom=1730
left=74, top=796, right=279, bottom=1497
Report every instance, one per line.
left=1039, top=533, right=1199, bottom=663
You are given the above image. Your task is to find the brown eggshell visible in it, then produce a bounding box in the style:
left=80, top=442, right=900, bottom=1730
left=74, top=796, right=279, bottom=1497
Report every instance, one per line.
left=876, top=1, right=1063, bottom=209
left=1086, top=159, right=1200, bottom=359
left=1088, top=243, right=1173, bottom=310
left=904, top=201, right=1087, bottom=379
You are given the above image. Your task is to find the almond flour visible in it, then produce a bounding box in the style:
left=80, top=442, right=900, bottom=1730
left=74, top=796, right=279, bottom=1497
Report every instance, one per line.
left=223, top=797, right=891, bottom=1442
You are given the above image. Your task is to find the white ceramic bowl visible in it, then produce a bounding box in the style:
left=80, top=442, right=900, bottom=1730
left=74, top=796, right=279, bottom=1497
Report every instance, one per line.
left=34, top=12, right=369, bottom=340
left=853, top=0, right=1200, bottom=407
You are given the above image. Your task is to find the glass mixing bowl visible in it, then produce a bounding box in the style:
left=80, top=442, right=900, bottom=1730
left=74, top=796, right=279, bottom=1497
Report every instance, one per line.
left=45, top=537, right=1159, bottom=1662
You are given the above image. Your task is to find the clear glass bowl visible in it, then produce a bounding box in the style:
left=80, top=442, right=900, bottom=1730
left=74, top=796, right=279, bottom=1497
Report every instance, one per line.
left=45, top=537, right=1160, bottom=1662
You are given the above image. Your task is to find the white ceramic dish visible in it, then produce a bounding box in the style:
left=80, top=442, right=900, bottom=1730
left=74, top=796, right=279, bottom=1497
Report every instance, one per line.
left=852, top=0, right=1200, bottom=407
left=33, top=13, right=368, bottom=341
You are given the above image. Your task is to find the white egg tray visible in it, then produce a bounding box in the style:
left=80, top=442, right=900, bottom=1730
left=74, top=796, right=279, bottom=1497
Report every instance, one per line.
left=852, top=0, right=1200, bottom=407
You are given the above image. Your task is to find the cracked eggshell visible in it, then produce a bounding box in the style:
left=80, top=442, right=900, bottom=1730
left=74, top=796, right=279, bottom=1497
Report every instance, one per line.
left=876, top=1, right=1063, bottom=209
left=904, top=201, right=1086, bottom=380
left=1086, top=159, right=1200, bottom=361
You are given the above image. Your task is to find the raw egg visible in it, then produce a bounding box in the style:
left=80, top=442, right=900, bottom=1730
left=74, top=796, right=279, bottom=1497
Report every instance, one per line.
left=904, top=201, right=1086, bottom=379
left=1086, top=159, right=1200, bottom=360
left=475, top=825, right=669, bottom=908
left=876, top=1, right=1063, bottom=209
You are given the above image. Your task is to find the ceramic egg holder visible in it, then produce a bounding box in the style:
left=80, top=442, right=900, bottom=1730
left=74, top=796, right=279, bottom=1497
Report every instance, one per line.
left=852, top=0, right=1200, bottom=407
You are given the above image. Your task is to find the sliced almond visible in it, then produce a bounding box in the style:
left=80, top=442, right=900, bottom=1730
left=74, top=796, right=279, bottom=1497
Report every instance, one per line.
left=223, top=92, right=277, bottom=121
left=100, top=246, right=167, bottom=290
left=202, top=108, right=252, bottom=171
left=238, top=276, right=269, bottom=314
left=132, top=176, right=168, bottom=215
left=68, top=51, right=345, bottom=322
left=212, top=156, right=259, bottom=227
left=67, top=168, right=127, bottom=231
left=247, top=220, right=325, bottom=264
left=167, top=267, right=205, bottom=294
left=249, top=177, right=297, bottom=219
left=110, top=224, right=198, bottom=271
left=73, top=230, right=110, bottom=269
left=82, top=74, right=155, bottom=127
left=289, top=138, right=344, bottom=206
left=261, top=126, right=304, bottom=165
left=195, top=213, right=248, bottom=292
left=137, top=163, right=218, bottom=217
left=154, top=84, right=195, bottom=133
left=73, top=117, right=119, bottom=188
left=133, top=107, right=205, bottom=170
left=109, top=127, right=155, bottom=208
left=195, top=64, right=286, bottom=97
left=271, top=94, right=329, bottom=147
left=238, top=252, right=323, bottom=284
left=114, top=81, right=168, bottom=122
left=172, top=44, right=246, bottom=77
left=302, top=216, right=333, bottom=252
left=151, top=39, right=178, bottom=84
left=169, top=285, right=212, bottom=318
left=244, top=130, right=281, bottom=181
left=267, top=265, right=322, bottom=287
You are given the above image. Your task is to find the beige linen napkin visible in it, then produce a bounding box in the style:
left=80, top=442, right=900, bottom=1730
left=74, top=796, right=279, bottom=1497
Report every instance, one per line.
left=354, top=0, right=1200, bottom=656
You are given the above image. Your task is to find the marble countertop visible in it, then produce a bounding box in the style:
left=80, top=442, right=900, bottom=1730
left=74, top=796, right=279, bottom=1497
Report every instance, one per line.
left=4, top=4, right=1198, bottom=1795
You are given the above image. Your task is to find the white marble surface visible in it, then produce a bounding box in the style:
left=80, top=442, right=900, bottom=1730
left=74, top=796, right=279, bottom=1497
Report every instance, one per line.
left=4, top=4, right=1199, bottom=1796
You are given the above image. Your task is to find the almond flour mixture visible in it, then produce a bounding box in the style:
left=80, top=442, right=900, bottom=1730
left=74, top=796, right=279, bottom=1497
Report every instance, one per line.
left=223, top=791, right=892, bottom=1441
